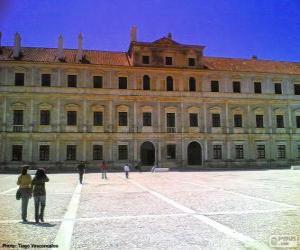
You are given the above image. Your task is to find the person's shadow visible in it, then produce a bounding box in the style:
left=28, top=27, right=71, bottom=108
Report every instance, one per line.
left=20, top=221, right=56, bottom=227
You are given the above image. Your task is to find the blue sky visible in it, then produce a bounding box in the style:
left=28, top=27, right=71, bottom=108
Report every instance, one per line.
left=0, top=0, right=300, bottom=61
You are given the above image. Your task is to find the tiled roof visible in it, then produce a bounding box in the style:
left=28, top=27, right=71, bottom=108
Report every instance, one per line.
left=1, top=46, right=300, bottom=74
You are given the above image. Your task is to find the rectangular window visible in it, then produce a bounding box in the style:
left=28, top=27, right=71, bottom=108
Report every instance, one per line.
left=142, top=55, right=150, bottom=64
left=40, top=110, right=50, bottom=125
left=67, top=111, right=77, bottom=126
left=166, top=113, right=175, bottom=128
left=257, top=145, right=265, bottom=159
left=93, top=145, right=103, bottom=160
left=93, top=76, right=103, bottom=88
left=167, top=145, right=176, bottom=159
left=189, top=113, right=198, bottom=127
left=296, top=116, right=300, bottom=128
left=118, top=77, right=127, bottom=89
left=67, top=75, right=77, bottom=87
left=66, top=145, right=76, bottom=160
left=294, top=84, right=300, bottom=95
left=254, top=82, right=262, bottom=93
left=213, top=145, right=222, bottom=159
left=235, top=145, right=244, bottom=159
left=39, top=145, right=50, bottom=161
left=13, top=110, right=23, bottom=125
left=41, top=74, right=51, bottom=87
left=165, top=57, right=173, bottom=65
left=12, top=145, right=22, bottom=161
left=15, top=73, right=24, bottom=86
left=256, top=115, right=264, bottom=128
left=234, top=114, right=242, bottom=127
left=118, top=145, right=128, bottom=160
left=276, top=115, right=284, bottom=128
left=277, top=145, right=286, bottom=159
left=212, top=114, right=220, bottom=127
left=274, top=83, right=282, bottom=94
left=118, top=112, right=128, bottom=126
left=211, top=81, right=219, bottom=92
left=143, top=112, right=152, bottom=126
left=233, top=81, right=241, bottom=93
left=93, top=112, right=103, bottom=126
left=188, top=58, right=195, bottom=66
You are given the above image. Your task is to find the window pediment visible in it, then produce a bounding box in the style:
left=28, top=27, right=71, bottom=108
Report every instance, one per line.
left=38, top=103, right=53, bottom=110
left=65, top=103, right=80, bottom=110
left=11, top=102, right=26, bottom=110
left=117, top=105, right=129, bottom=112
left=91, top=104, right=104, bottom=111
left=209, top=106, right=222, bottom=113
left=188, top=106, right=200, bottom=113
left=165, top=106, right=177, bottom=113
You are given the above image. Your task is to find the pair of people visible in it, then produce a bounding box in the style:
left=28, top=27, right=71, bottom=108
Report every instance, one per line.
left=17, top=166, right=49, bottom=223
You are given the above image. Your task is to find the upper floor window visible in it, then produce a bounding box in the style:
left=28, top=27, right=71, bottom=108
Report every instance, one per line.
left=189, top=113, right=198, bottom=127
left=276, top=115, right=284, bottom=128
left=274, top=83, right=282, bottom=94
left=167, top=144, right=176, bottom=159
left=93, top=111, right=103, bottom=126
left=189, top=77, right=196, bottom=92
left=67, top=111, right=77, bottom=126
left=13, top=110, right=23, bottom=125
left=142, top=55, right=150, bottom=64
left=212, top=113, right=220, bottom=127
left=166, top=113, right=176, bottom=128
left=165, top=57, right=173, bottom=65
left=40, top=110, right=50, bottom=125
left=233, top=81, right=241, bottom=93
left=166, top=76, right=174, bottom=91
left=143, top=75, right=150, bottom=90
left=68, top=75, right=77, bottom=88
left=93, top=76, right=103, bottom=88
left=15, top=73, right=24, bottom=86
left=12, top=145, right=23, bottom=161
left=143, top=112, right=152, bottom=126
left=118, top=77, right=127, bottom=89
left=234, top=114, right=242, bottom=127
left=254, top=82, right=262, bottom=93
left=296, top=116, right=300, bottom=128
left=39, top=145, right=50, bottom=161
left=211, top=81, right=219, bottom=92
left=41, top=74, right=51, bottom=87
left=118, top=112, right=128, bottom=126
left=256, top=115, right=264, bottom=128
left=294, top=84, right=300, bottom=95
left=188, top=58, right=196, bottom=66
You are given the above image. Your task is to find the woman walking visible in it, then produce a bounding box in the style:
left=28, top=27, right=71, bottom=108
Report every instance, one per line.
left=100, top=161, right=108, bottom=179
left=32, top=168, right=49, bottom=223
left=17, top=165, right=32, bottom=222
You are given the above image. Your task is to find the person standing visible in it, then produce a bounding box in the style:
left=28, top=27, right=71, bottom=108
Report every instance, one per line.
left=100, top=161, right=108, bottom=179
left=32, top=168, right=49, bottom=223
left=123, top=164, right=130, bottom=179
left=17, top=165, right=32, bottom=222
left=77, top=161, right=86, bottom=184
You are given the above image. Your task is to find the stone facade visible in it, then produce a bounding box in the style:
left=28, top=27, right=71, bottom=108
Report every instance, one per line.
left=0, top=31, right=300, bottom=170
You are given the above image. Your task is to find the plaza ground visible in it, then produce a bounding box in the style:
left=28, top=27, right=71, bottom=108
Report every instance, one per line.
left=0, top=170, right=300, bottom=249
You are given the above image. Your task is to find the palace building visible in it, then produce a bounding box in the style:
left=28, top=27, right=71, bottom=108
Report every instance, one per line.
left=0, top=28, right=300, bottom=170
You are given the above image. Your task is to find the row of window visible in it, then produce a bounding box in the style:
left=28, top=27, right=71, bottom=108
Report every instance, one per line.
left=12, top=110, right=300, bottom=129
left=11, top=144, right=297, bottom=162
left=12, top=73, right=300, bottom=94
left=141, top=55, right=196, bottom=67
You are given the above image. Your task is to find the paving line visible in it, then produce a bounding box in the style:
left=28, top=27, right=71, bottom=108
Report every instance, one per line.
left=0, top=187, right=18, bottom=195
left=129, top=178, right=271, bottom=250
left=53, top=183, right=82, bottom=250
left=183, top=181, right=298, bottom=209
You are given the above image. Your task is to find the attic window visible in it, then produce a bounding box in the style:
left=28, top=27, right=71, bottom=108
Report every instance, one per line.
left=188, top=58, right=195, bottom=66
left=142, top=55, right=150, bottom=64
left=165, top=57, right=173, bottom=65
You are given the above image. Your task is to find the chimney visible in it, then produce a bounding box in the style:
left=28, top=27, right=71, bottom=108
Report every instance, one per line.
left=57, top=34, right=64, bottom=60
left=76, top=33, right=83, bottom=62
left=13, top=32, right=21, bottom=58
left=252, top=55, right=258, bottom=60
left=130, top=26, right=137, bottom=42
left=167, top=32, right=172, bottom=39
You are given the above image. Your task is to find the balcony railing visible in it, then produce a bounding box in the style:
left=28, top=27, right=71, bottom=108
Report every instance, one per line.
left=167, top=127, right=176, bottom=133
left=13, top=125, right=24, bottom=132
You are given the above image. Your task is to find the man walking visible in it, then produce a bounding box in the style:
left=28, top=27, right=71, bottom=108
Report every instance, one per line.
left=100, top=161, right=108, bottom=179
left=123, top=164, right=130, bottom=179
left=77, top=161, right=86, bottom=184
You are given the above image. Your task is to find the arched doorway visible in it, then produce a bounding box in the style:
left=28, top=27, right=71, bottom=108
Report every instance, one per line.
left=187, top=141, right=202, bottom=165
left=140, top=141, right=155, bottom=165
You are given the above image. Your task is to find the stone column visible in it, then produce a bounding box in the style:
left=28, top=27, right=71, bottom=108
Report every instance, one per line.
left=157, top=102, right=161, bottom=132
left=227, top=141, right=231, bottom=160
left=108, top=100, right=113, bottom=132
left=288, top=105, right=292, bottom=133
left=83, top=99, right=87, bottom=132
left=2, top=96, right=6, bottom=132
left=134, top=140, right=138, bottom=162
left=56, top=138, right=60, bottom=162
left=56, top=99, right=61, bottom=132
left=57, top=68, right=62, bottom=87
left=133, top=102, right=137, bottom=132
left=82, top=137, right=86, bottom=161
left=268, top=105, right=272, bottom=133
left=28, top=135, right=33, bottom=162
left=29, top=99, right=34, bottom=132
left=203, top=102, right=207, bottom=133
left=225, top=102, right=229, bottom=133
left=204, top=139, right=208, bottom=161
left=247, top=104, right=251, bottom=134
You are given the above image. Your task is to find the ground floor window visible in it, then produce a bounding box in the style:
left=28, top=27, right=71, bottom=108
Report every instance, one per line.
left=257, top=145, right=265, bottom=159
left=298, top=145, right=300, bottom=159
left=66, top=145, right=76, bottom=160
left=118, top=145, right=128, bottom=160
left=93, top=145, right=103, bottom=160
left=39, top=145, right=50, bottom=161
left=235, top=145, right=244, bottom=159
left=213, top=145, right=222, bottom=159
left=167, top=144, right=176, bottom=159
left=12, top=145, right=22, bottom=161
left=277, top=145, right=286, bottom=159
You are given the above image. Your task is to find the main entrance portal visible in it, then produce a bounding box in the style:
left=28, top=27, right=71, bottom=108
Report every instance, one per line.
left=140, top=142, right=155, bottom=165
left=187, top=141, right=202, bottom=165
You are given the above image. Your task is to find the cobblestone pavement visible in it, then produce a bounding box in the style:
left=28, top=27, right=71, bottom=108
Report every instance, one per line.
left=0, top=170, right=300, bottom=249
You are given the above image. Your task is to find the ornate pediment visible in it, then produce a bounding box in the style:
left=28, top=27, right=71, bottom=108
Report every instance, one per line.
left=153, top=37, right=180, bottom=46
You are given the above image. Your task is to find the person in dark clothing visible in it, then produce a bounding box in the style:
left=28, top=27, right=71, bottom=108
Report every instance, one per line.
left=32, top=168, right=49, bottom=223
left=77, top=161, right=86, bottom=184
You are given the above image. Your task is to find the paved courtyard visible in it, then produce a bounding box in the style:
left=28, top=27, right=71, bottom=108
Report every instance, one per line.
left=0, top=169, right=300, bottom=249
